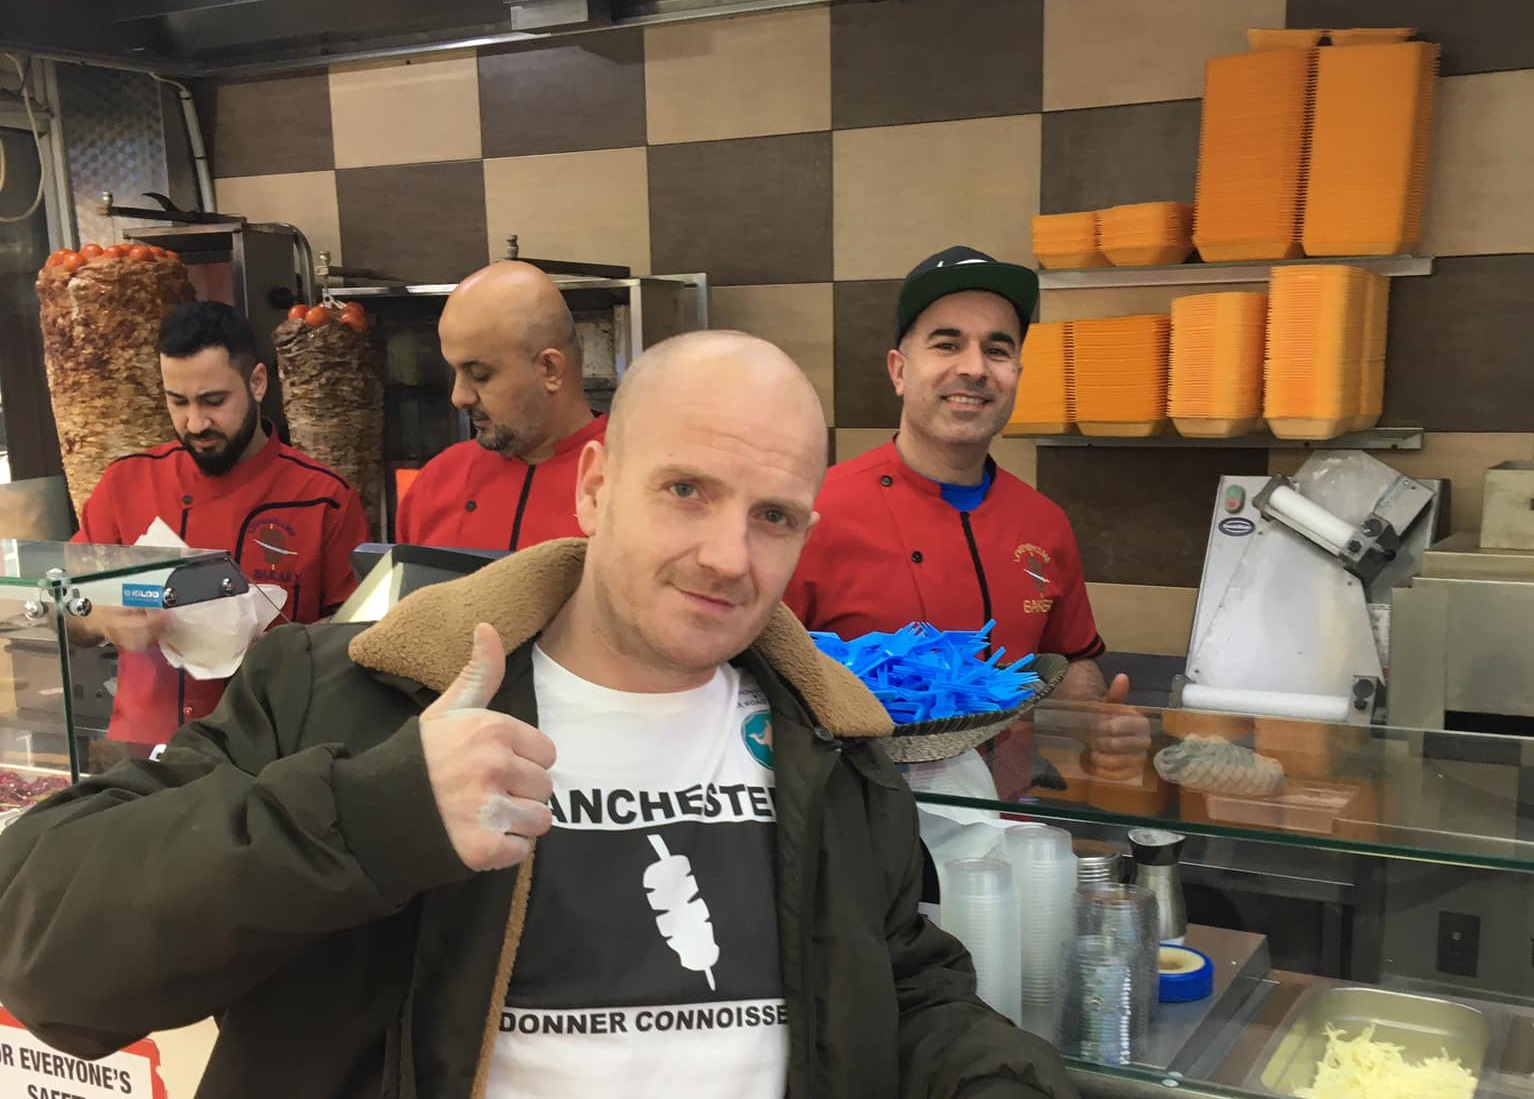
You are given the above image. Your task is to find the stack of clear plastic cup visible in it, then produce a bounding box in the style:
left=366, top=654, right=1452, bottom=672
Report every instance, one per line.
left=941, top=858, right=1022, bottom=1026
left=1058, top=934, right=1144, bottom=1065
left=998, top=823, right=1078, bottom=1040
left=1077, top=884, right=1160, bottom=1034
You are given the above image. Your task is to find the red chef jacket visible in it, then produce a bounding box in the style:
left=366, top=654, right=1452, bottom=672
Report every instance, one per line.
left=784, top=440, right=1104, bottom=664
left=72, top=431, right=369, bottom=745
left=394, top=414, right=605, bottom=550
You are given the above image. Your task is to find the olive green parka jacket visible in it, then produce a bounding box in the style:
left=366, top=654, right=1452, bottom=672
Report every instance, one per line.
left=0, top=539, right=1077, bottom=1099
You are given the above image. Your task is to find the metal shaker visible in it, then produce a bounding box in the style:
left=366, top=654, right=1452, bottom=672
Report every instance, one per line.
left=1128, top=827, right=1187, bottom=944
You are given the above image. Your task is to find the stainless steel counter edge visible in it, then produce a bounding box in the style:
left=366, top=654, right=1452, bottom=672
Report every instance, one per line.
left=1073, top=1066, right=1235, bottom=1099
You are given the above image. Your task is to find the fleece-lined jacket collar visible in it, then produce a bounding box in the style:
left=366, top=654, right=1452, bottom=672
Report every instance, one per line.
left=347, top=537, right=893, bottom=739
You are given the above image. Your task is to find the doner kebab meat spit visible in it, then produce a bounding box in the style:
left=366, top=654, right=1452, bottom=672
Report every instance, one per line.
left=273, top=300, right=385, bottom=537
left=36, top=242, right=195, bottom=515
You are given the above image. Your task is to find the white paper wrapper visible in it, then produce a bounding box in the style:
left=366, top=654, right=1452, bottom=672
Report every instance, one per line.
left=905, top=750, right=1016, bottom=874
left=133, top=519, right=287, bottom=680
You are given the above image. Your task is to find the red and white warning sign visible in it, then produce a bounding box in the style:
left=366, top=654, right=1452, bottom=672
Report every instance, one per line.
left=0, top=1009, right=166, bottom=1099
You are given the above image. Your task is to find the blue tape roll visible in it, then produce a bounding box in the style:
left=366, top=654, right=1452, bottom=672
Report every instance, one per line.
left=1157, top=945, right=1214, bottom=1003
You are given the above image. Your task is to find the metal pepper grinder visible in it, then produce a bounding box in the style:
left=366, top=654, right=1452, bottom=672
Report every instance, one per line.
left=1128, top=827, right=1187, bottom=945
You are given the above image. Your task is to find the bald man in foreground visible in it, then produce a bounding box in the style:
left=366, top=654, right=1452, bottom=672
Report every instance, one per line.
left=396, top=260, right=605, bottom=550
left=0, top=331, right=1079, bottom=1099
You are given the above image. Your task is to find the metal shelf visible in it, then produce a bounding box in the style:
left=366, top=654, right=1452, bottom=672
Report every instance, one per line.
left=1009, top=427, right=1424, bottom=450
left=1037, top=254, right=1433, bottom=290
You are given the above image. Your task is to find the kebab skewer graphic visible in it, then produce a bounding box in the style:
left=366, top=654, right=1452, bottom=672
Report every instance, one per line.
left=644, top=833, right=720, bottom=991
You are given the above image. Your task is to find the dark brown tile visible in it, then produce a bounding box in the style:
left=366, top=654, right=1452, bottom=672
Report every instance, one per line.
left=831, top=0, right=1042, bottom=129
left=1381, top=255, right=1534, bottom=432
left=832, top=280, right=903, bottom=428
left=1035, top=447, right=1270, bottom=586
left=648, top=133, right=832, bottom=286
left=213, top=74, right=333, bottom=179
left=337, top=161, right=487, bottom=286
left=1039, top=100, right=1202, bottom=215
left=1287, top=0, right=1534, bottom=76
left=479, top=30, right=647, bottom=157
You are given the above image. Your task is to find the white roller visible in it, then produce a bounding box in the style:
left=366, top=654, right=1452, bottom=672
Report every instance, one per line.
left=1182, top=683, right=1353, bottom=723
left=1266, top=484, right=1356, bottom=551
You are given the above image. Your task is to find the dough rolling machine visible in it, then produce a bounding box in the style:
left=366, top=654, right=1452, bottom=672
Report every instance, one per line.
left=1173, top=450, right=1445, bottom=728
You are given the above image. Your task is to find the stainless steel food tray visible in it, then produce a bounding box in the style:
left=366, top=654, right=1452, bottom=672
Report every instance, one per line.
left=1258, top=986, right=1489, bottom=1094
left=1241, top=980, right=1534, bottom=1099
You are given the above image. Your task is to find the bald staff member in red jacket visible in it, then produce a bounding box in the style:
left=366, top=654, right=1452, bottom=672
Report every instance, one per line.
left=72, top=301, right=369, bottom=751
left=395, top=262, right=605, bottom=551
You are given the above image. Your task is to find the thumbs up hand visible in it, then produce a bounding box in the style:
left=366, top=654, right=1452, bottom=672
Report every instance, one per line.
left=1086, top=673, right=1153, bottom=782
left=419, top=623, right=556, bottom=872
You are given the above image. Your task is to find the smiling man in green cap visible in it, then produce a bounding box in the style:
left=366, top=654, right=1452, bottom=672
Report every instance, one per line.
left=785, top=245, right=1151, bottom=783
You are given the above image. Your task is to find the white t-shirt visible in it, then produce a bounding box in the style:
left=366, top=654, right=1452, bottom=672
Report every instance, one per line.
left=483, top=646, right=788, bottom=1099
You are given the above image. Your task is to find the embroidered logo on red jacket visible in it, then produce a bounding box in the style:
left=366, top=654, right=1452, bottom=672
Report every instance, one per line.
left=250, top=520, right=301, bottom=586
left=1012, top=542, right=1054, bottom=614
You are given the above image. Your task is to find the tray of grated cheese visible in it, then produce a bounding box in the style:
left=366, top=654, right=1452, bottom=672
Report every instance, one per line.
left=1258, top=986, right=1486, bottom=1099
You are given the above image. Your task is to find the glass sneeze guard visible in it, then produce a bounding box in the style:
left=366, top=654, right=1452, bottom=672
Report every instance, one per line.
left=909, top=699, right=1534, bottom=874
left=0, top=540, right=232, bottom=587
left=1, top=540, right=283, bottom=785
left=910, top=698, right=1534, bottom=1099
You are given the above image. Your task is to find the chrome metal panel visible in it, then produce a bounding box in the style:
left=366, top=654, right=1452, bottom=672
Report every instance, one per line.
left=54, top=65, right=168, bottom=247
left=1036, top=253, right=1433, bottom=289
left=1442, top=579, right=1534, bottom=717
left=1154, top=926, right=1271, bottom=1073
left=1394, top=572, right=1534, bottom=722
left=1189, top=514, right=1381, bottom=699
left=1421, top=532, right=1534, bottom=583
left=1482, top=461, right=1534, bottom=551
left=1189, top=474, right=1269, bottom=660
left=1380, top=856, right=1534, bottom=1005
left=1388, top=580, right=1450, bottom=730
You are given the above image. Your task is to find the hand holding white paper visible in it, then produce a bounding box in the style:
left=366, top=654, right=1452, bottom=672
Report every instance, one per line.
left=158, top=584, right=288, bottom=680
left=131, top=518, right=288, bottom=679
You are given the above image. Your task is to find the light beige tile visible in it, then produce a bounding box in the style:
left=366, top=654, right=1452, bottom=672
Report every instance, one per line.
left=992, top=437, right=1039, bottom=486
left=1043, top=0, right=1287, bottom=111
left=834, top=115, right=1041, bottom=281
left=214, top=171, right=342, bottom=262
left=329, top=53, right=481, bottom=168
left=1085, top=582, right=1198, bottom=656
left=483, top=147, right=651, bottom=275
left=645, top=8, right=830, bottom=145
left=1039, top=282, right=1269, bottom=322
left=1422, top=70, right=1534, bottom=258
left=710, top=284, right=834, bottom=420
left=1269, top=432, right=1534, bottom=536
left=833, top=428, right=894, bottom=465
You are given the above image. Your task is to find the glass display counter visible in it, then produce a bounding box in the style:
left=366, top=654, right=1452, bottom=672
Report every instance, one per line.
left=910, top=698, right=1534, bottom=1099
left=0, top=539, right=283, bottom=796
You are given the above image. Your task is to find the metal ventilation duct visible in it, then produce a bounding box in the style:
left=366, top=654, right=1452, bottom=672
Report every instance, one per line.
left=0, top=0, right=843, bottom=76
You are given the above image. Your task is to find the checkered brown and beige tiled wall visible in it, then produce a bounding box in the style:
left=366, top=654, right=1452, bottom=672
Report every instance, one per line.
left=210, top=0, right=1534, bottom=657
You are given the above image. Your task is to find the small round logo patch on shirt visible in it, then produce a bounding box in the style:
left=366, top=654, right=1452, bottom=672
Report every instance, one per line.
left=741, top=710, right=774, bottom=770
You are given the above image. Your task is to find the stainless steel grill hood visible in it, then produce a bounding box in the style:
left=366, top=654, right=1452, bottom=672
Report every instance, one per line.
left=0, top=0, right=837, bottom=77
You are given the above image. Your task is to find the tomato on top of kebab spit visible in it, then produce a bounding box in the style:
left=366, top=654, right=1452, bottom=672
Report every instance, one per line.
left=43, top=241, right=181, bottom=278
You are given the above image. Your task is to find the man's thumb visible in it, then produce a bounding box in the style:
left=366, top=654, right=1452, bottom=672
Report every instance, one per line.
left=428, top=623, right=506, bottom=715
left=1105, top=672, right=1132, bottom=706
